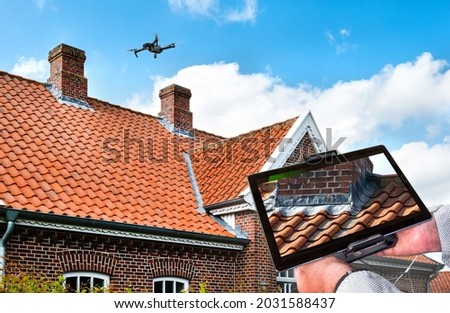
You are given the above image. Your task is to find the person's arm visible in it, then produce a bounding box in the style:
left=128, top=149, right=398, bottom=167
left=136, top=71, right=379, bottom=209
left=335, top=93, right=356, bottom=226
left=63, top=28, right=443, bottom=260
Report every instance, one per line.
left=432, top=204, right=450, bottom=266
left=295, top=256, right=402, bottom=293
left=295, top=204, right=450, bottom=293
left=378, top=204, right=448, bottom=265
left=294, top=256, right=352, bottom=293
left=339, top=204, right=450, bottom=292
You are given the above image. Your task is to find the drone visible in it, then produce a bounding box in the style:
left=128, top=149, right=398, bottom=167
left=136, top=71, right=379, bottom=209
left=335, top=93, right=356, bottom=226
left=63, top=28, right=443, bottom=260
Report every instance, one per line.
left=128, top=34, right=175, bottom=59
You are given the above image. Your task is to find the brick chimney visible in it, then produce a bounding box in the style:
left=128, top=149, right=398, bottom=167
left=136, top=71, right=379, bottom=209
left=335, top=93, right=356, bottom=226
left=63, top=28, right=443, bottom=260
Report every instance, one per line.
left=47, top=43, right=88, bottom=105
left=159, top=84, right=193, bottom=136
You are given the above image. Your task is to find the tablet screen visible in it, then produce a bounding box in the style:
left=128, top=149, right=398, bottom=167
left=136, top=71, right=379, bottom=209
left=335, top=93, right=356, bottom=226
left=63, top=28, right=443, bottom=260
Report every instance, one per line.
left=247, top=145, right=431, bottom=271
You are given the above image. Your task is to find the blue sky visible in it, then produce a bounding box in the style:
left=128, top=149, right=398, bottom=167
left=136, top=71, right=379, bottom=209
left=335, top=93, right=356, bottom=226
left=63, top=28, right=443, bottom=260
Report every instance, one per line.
left=2, top=0, right=450, bottom=206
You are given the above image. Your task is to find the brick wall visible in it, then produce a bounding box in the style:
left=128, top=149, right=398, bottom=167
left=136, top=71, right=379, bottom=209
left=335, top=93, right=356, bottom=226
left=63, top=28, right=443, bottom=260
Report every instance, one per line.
left=234, top=210, right=278, bottom=292
left=47, top=44, right=88, bottom=103
left=2, top=225, right=240, bottom=293
left=231, top=132, right=320, bottom=292
left=278, top=135, right=373, bottom=197
left=0, top=129, right=322, bottom=294
left=284, top=132, right=317, bottom=166
left=277, top=162, right=356, bottom=197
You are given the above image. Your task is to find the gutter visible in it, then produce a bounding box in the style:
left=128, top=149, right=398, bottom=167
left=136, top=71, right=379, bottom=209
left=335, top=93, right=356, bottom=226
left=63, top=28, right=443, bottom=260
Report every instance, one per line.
left=0, top=210, right=18, bottom=278
left=204, top=197, right=246, bottom=211
left=0, top=207, right=249, bottom=251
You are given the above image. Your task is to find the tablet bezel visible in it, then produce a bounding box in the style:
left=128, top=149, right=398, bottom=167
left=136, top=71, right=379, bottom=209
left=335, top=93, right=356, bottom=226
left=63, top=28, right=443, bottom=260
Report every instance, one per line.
left=247, top=145, right=432, bottom=271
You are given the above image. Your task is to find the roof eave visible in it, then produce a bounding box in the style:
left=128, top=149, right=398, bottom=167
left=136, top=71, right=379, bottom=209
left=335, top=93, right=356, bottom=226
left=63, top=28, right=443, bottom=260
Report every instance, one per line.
left=0, top=206, right=249, bottom=251
left=356, top=255, right=444, bottom=273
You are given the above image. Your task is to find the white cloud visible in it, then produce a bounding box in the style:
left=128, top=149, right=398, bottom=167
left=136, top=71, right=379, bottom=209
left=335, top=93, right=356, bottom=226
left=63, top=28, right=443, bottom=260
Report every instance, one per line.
left=141, top=62, right=309, bottom=136
left=168, top=0, right=217, bottom=17
left=125, top=52, right=450, bottom=204
left=391, top=138, right=450, bottom=206
left=325, top=31, right=335, bottom=44
left=340, top=28, right=351, bottom=37
left=34, top=0, right=46, bottom=10
left=225, top=0, right=257, bottom=23
left=168, top=0, right=257, bottom=23
left=131, top=52, right=450, bottom=143
left=326, top=28, right=355, bottom=54
left=33, top=0, right=58, bottom=12
left=124, top=91, right=153, bottom=114
left=310, top=52, right=450, bottom=147
left=426, top=123, right=441, bottom=138
left=11, top=57, right=48, bottom=81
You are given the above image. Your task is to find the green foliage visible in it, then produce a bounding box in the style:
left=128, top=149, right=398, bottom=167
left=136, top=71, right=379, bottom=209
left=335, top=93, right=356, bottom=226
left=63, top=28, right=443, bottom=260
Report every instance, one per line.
left=0, top=261, right=104, bottom=293
left=76, top=284, right=110, bottom=293
left=198, top=279, right=208, bottom=293
left=123, top=282, right=135, bottom=293
left=181, top=278, right=209, bottom=293
left=0, top=268, right=65, bottom=293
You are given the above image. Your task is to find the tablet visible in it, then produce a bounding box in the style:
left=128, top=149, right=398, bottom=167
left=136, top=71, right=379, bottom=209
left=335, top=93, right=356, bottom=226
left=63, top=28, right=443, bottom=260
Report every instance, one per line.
left=247, top=145, right=432, bottom=271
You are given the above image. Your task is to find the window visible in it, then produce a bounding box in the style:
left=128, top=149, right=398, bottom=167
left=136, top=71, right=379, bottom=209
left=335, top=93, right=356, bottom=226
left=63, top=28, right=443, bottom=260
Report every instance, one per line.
left=277, top=268, right=296, bottom=293
left=63, top=272, right=109, bottom=293
left=153, top=277, right=188, bottom=293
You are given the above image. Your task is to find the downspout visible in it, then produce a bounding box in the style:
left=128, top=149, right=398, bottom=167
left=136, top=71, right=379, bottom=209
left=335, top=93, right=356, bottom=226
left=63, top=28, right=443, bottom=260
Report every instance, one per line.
left=0, top=210, right=19, bottom=278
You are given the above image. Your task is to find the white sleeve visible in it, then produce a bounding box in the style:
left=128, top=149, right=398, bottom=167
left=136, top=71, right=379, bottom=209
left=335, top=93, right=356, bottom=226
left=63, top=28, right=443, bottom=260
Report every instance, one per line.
left=336, top=271, right=402, bottom=293
left=432, top=204, right=450, bottom=267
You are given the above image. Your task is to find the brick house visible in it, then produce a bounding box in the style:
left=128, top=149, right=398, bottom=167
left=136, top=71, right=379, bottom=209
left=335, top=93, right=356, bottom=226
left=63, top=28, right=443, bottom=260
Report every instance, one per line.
left=0, top=43, right=328, bottom=293
left=1, top=43, right=447, bottom=293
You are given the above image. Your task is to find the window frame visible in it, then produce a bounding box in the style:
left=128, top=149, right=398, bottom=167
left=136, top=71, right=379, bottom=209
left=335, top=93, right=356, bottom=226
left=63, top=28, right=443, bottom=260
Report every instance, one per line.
left=63, top=271, right=110, bottom=293
left=277, top=268, right=296, bottom=293
left=153, top=277, right=189, bottom=293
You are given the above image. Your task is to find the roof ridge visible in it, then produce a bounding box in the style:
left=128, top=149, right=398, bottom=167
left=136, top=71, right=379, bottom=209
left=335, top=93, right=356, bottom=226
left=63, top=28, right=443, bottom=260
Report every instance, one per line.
left=88, top=96, right=160, bottom=119
left=90, top=97, right=224, bottom=140
left=0, top=70, right=47, bottom=85
left=188, top=116, right=299, bottom=154
left=233, top=116, right=299, bottom=138
left=0, top=71, right=224, bottom=141
left=194, top=128, right=226, bottom=140
left=88, top=97, right=225, bottom=140
left=0, top=71, right=162, bottom=123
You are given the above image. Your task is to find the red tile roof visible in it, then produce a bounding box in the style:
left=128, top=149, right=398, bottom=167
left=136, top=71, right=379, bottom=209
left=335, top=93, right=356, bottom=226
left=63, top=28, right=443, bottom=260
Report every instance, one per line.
left=386, top=254, right=442, bottom=265
left=269, top=175, right=420, bottom=257
left=387, top=255, right=450, bottom=293
left=2, top=71, right=273, bottom=237
left=431, top=271, right=450, bottom=293
left=189, top=118, right=297, bottom=206
left=353, top=255, right=448, bottom=292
